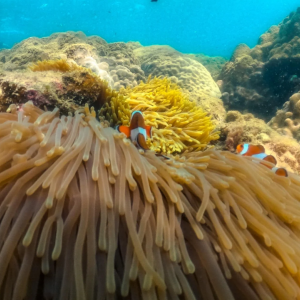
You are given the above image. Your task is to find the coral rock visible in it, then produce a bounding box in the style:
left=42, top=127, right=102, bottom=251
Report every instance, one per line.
left=133, top=45, right=222, bottom=101
left=219, top=8, right=300, bottom=120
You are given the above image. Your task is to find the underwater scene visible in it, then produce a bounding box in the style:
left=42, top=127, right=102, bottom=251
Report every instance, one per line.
left=2, top=1, right=300, bottom=300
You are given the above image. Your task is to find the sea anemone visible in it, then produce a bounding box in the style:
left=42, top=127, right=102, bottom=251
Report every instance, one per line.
left=100, top=76, right=219, bottom=154
left=1, top=102, right=300, bottom=300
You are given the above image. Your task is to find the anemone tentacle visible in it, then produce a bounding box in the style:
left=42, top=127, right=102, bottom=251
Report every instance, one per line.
left=0, top=102, right=300, bottom=300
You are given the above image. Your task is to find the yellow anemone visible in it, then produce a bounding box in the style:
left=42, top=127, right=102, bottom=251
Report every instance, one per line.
left=100, top=76, right=219, bottom=154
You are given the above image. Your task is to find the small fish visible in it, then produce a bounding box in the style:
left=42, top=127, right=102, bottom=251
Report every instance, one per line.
left=236, top=144, right=265, bottom=156
left=236, top=144, right=288, bottom=177
left=116, top=111, right=152, bottom=150
left=116, top=111, right=170, bottom=160
left=272, top=167, right=288, bottom=177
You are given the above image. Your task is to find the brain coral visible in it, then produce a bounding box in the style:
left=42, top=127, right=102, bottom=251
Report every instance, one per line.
left=100, top=76, right=219, bottom=154
left=1, top=102, right=300, bottom=300
left=133, top=45, right=222, bottom=100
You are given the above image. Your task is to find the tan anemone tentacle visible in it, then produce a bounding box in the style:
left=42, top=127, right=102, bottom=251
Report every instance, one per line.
left=1, top=102, right=300, bottom=299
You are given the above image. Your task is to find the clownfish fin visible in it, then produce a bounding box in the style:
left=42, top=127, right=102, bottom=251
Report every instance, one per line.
left=136, top=133, right=149, bottom=150
left=272, top=167, right=288, bottom=177
left=257, top=145, right=265, bottom=153
left=145, top=125, right=152, bottom=138
left=116, top=125, right=130, bottom=138
left=263, top=154, right=277, bottom=165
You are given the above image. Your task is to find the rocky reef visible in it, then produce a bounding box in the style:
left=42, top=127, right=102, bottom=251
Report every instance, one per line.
left=186, top=53, right=227, bottom=80
left=0, top=31, right=224, bottom=122
left=0, top=32, right=145, bottom=91
left=268, top=92, right=300, bottom=139
left=219, top=7, right=300, bottom=120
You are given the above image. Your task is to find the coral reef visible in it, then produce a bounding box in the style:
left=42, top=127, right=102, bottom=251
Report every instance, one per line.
left=220, top=111, right=274, bottom=148
left=0, top=32, right=226, bottom=126
left=219, top=7, right=300, bottom=120
left=268, top=92, right=300, bottom=140
left=79, top=56, right=114, bottom=88
left=80, top=55, right=145, bottom=90
left=0, top=32, right=146, bottom=91
left=0, top=72, right=59, bottom=112
left=264, top=137, right=300, bottom=174
left=2, top=103, right=300, bottom=300
left=0, top=59, right=124, bottom=115
left=186, top=53, right=227, bottom=80
left=133, top=45, right=221, bottom=101
left=29, top=59, right=75, bottom=72
left=101, top=76, right=219, bottom=154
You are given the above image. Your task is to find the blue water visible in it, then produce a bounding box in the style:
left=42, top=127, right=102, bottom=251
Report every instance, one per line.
left=0, top=0, right=299, bottom=58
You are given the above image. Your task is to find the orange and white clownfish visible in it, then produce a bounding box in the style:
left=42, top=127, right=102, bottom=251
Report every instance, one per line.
left=236, top=144, right=288, bottom=177
left=116, top=111, right=152, bottom=150
left=236, top=144, right=265, bottom=156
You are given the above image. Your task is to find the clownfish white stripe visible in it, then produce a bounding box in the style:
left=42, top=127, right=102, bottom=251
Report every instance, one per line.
left=131, top=127, right=147, bottom=140
left=240, top=144, right=249, bottom=155
left=252, top=153, right=268, bottom=160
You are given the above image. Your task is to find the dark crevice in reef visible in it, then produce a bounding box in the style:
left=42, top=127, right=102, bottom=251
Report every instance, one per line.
left=262, top=57, right=300, bottom=107
left=221, top=58, right=300, bottom=122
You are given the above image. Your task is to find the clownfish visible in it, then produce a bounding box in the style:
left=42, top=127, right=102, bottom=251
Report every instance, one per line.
left=116, top=111, right=170, bottom=160
left=116, top=111, right=152, bottom=150
left=236, top=143, right=288, bottom=177
left=236, top=144, right=265, bottom=156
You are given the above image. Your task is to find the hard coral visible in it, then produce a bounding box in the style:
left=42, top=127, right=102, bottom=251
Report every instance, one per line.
left=100, top=77, right=219, bottom=154
left=30, top=59, right=117, bottom=111
left=269, top=92, right=300, bottom=141
left=219, top=8, right=300, bottom=120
